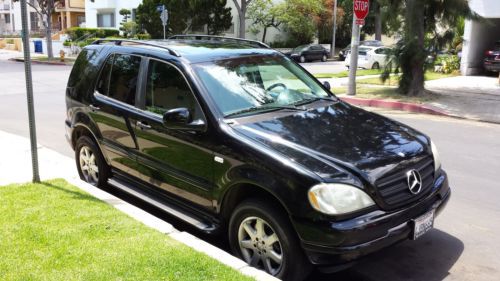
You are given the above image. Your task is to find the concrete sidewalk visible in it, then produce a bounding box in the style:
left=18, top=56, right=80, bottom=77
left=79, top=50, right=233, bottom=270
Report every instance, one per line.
left=317, top=75, right=500, bottom=123
left=0, top=130, right=277, bottom=281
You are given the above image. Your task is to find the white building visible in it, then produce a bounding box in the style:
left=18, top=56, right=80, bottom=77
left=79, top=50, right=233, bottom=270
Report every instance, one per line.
left=461, top=0, right=500, bottom=75
left=84, top=0, right=142, bottom=29
left=0, top=0, right=42, bottom=35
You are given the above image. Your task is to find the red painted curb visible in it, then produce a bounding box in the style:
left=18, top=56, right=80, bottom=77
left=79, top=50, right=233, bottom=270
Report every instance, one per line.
left=339, top=96, right=449, bottom=116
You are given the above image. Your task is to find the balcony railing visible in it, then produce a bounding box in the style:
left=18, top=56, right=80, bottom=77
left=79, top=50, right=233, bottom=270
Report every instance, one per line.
left=0, top=4, right=11, bottom=11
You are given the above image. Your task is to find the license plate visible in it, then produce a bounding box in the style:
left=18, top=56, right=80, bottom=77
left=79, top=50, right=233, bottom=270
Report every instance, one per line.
left=412, top=209, right=434, bottom=240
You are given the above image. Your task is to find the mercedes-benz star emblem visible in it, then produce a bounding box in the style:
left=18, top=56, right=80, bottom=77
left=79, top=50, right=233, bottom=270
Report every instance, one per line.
left=406, top=169, right=422, bottom=194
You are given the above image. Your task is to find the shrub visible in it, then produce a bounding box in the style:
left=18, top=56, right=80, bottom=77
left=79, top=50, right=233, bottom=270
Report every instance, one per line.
left=66, top=27, right=120, bottom=40
left=6, top=39, right=14, bottom=44
left=435, top=55, right=460, bottom=74
left=136, top=33, right=152, bottom=40
left=62, top=40, right=72, bottom=47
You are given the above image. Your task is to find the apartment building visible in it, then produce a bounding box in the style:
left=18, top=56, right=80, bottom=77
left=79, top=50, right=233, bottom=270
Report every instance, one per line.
left=84, top=0, right=141, bottom=29
left=0, top=0, right=13, bottom=34
left=52, top=0, right=85, bottom=31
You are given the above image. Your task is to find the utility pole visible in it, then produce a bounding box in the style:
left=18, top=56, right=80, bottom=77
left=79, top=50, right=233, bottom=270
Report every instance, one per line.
left=20, top=0, right=40, bottom=182
left=347, top=16, right=360, bottom=96
left=330, top=0, right=337, bottom=59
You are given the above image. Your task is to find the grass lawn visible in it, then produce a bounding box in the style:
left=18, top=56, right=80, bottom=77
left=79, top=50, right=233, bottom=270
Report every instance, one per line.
left=332, top=86, right=437, bottom=104
left=0, top=179, right=252, bottom=281
left=355, top=71, right=459, bottom=86
left=314, top=69, right=382, bottom=78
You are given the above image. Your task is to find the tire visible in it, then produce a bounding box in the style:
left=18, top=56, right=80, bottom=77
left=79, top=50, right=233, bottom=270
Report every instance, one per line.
left=75, top=135, right=110, bottom=187
left=372, top=62, right=380, bottom=69
left=321, top=54, right=327, bottom=62
left=229, top=199, right=311, bottom=281
left=299, top=55, right=306, bottom=63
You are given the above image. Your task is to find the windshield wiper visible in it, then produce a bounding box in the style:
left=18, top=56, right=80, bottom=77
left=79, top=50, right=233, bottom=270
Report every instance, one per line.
left=293, top=96, right=338, bottom=106
left=225, top=105, right=306, bottom=118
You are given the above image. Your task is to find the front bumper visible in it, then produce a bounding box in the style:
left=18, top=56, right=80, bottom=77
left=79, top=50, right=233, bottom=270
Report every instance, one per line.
left=293, top=172, right=451, bottom=270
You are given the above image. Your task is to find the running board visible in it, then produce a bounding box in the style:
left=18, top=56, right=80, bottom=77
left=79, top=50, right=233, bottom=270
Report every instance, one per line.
left=108, top=178, right=216, bottom=232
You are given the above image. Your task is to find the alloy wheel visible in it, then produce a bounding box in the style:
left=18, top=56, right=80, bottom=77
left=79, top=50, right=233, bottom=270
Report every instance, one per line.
left=79, top=146, right=99, bottom=185
left=238, top=216, right=283, bottom=276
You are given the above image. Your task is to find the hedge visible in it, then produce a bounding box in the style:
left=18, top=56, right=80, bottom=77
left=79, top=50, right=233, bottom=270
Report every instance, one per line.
left=67, top=27, right=120, bottom=41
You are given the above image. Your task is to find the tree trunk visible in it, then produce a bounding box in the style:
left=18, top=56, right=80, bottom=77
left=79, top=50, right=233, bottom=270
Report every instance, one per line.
left=374, top=1, right=382, bottom=41
left=403, top=0, right=425, bottom=96
left=238, top=1, right=246, bottom=39
left=46, top=13, right=53, bottom=60
left=262, top=26, right=267, bottom=42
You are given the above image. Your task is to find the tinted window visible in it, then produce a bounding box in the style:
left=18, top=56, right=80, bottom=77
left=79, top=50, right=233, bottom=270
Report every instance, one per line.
left=96, top=54, right=113, bottom=96
left=145, top=60, right=200, bottom=118
left=108, top=54, right=141, bottom=105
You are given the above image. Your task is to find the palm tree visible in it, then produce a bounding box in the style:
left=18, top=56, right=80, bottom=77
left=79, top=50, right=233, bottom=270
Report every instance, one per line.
left=383, top=0, right=478, bottom=96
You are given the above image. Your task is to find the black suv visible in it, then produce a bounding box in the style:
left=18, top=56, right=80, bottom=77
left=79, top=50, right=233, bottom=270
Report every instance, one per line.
left=65, top=36, right=450, bottom=281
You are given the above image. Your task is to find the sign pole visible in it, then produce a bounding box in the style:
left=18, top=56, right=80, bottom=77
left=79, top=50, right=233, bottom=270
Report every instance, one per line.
left=20, top=0, right=40, bottom=182
left=330, top=0, right=337, bottom=59
left=347, top=0, right=370, bottom=96
left=347, top=16, right=360, bottom=96
left=163, top=5, right=166, bottom=40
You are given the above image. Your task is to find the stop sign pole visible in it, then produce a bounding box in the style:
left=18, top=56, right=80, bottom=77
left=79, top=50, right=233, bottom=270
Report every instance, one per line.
left=347, top=0, right=370, bottom=96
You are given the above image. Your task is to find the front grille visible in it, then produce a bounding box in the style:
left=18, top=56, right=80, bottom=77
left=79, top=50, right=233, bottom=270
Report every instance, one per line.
left=375, top=156, right=434, bottom=209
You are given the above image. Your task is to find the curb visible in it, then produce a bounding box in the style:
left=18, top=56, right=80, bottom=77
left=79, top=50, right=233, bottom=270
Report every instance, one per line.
left=9, top=57, right=70, bottom=66
left=65, top=177, right=279, bottom=281
left=339, top=96, right=449, bottom=116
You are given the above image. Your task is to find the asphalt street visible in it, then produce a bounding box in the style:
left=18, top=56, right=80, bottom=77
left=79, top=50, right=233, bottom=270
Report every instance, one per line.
left=0, top=58, right=499, bottom=281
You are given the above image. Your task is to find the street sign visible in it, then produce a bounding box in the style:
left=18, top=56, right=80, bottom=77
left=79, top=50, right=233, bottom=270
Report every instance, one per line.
left=353, top=0, right=370, bottom=20
left=160, top=9, right=168, bottom=25
left=355, top=19, right=365, bottom=25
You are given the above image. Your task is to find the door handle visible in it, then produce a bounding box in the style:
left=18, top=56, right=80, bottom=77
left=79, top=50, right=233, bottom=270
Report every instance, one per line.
left=89, top=104, right=100, bottom=111
left=136, top=121, right=152, bottom=130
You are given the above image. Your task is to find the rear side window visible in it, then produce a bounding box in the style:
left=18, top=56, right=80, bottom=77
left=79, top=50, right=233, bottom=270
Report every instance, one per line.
left=145, top=60, right=201, bottom=118
left=96, top=53, right=141, bottom=105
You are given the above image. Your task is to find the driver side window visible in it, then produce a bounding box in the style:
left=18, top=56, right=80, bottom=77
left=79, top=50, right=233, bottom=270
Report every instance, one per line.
left=145, top=60, right=201, bottom=119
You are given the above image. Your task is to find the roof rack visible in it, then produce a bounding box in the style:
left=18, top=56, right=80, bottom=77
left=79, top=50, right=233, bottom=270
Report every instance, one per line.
left=91, top=39, right=181, bottom=57
left=168, top=34, right=270, bottom=49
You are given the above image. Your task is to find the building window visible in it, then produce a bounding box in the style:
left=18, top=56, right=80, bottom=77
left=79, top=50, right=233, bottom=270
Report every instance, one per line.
left=77, top=15, right=85, bottom=27
left=97, top=13, right=114, bottom=28
left=30, top=12, right=39, bottom=31
left=5, top=14, right=10, bottom=24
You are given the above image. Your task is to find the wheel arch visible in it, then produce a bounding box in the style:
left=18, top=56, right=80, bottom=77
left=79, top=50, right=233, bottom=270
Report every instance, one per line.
left=219, top=182, right=292, bottom=226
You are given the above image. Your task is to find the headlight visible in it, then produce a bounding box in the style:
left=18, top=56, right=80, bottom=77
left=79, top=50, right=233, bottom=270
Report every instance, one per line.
left=430, top=140, right=442, bottom=172
left=308, top=183, right=375, bottom=215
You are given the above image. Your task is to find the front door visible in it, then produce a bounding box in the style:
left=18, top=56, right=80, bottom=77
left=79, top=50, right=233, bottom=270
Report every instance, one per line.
left=131, top=58, right=214, bottom=210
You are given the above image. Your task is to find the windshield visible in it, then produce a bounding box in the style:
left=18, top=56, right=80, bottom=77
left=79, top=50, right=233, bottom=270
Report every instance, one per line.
left=292, top=45, right=308, bottom=52
left=193, top=55, right=332, bottom=117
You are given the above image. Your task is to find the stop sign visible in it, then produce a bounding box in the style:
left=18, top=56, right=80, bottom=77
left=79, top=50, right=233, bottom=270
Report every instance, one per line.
left=353, top=0, right=370, bottom=20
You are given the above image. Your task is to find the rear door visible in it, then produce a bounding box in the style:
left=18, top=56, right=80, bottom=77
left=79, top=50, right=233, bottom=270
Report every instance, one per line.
left=130, top=58, right=214, bottom=210
left=91, top=53, right=142, bottom=174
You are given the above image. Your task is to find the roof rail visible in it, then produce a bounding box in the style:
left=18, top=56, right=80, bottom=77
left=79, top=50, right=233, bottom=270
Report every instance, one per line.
left=168, top=34, right=270, bottom=49
left=91, top=39, right=181, bottom=57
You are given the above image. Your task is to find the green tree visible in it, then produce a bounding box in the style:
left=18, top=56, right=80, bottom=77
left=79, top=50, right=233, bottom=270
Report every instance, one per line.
left=137, top=0, right=191, bottom=39
left=137, top=0, right=232, bottom=38
left=382, top=0, right=478, bottom=96
left=275, top=0, right=323, bottom=45
left=191, top=0, right=232, bottom=35
left=247, top=0, right=281, bottom=43
left=119, top=9, right=134, bottom=38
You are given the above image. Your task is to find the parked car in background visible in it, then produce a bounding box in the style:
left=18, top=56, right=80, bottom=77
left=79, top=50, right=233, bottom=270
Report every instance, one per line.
left=484, top=40, right=500, bottom=73
left=287, top=44, right=329, bottom=63
left=339, top=40, right=384, bottom=61
left=345, top=46, right=392, bottom=69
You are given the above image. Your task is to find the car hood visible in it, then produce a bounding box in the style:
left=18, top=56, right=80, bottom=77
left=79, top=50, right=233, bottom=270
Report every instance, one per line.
left=231, top=101, right=431, bottom=185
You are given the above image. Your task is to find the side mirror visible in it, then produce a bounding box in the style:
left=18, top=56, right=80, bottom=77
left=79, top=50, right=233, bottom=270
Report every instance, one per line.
left=163, top=107, right=206, bottom=131
left=323, top=81, right=331, bottom=90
